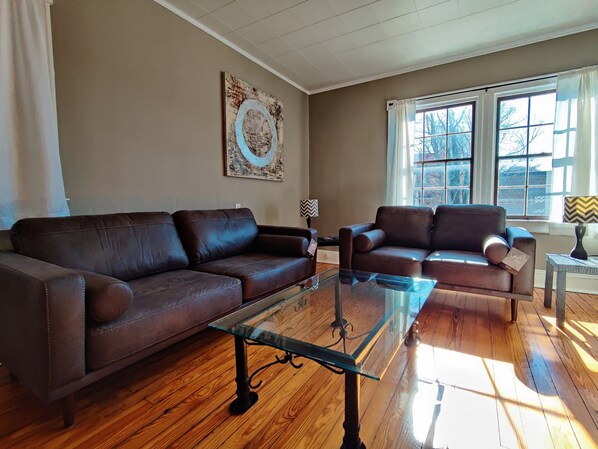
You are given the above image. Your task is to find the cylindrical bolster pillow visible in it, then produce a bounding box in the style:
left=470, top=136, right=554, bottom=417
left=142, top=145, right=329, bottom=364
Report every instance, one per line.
left=254, top=234, right=309, bottom=257
left=354, top=229, right=386, bottom=253
left=483, top=235, right=510, bottom=265
left=77, top=270, right=133, bottom=323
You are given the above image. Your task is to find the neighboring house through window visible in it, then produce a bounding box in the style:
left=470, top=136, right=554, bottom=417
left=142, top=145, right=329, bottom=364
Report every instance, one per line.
left=412, top=77, right=558, bottom=222
left=495, top=91, right=556, bottom=218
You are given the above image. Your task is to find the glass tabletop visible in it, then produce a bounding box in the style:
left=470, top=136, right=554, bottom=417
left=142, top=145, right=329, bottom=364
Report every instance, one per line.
left=209, top=268, right=436, bottom=380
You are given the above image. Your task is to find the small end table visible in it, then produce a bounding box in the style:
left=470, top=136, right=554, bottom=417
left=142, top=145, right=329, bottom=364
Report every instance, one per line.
left=544, top=253, right=598, bottom=328
left=317, top=235, right=339, bottom=247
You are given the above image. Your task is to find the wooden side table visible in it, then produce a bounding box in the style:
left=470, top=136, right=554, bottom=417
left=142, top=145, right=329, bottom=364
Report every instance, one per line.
left=544, top=253, right=598, bottom=328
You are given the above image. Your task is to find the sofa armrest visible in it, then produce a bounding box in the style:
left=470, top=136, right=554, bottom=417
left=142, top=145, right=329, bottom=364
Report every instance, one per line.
left=258, top=225, right=316, bottom=242
left=506, top=227, right=536, bottom=297
left=253, top=234, right=309, bottom=257
left=257, top=225, right=318, bottom=275
left=0, top=251, right=85, bottom=402
left=339, top=223, right=376, bottom=269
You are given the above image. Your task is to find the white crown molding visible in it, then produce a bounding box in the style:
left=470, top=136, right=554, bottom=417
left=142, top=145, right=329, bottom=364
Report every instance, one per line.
left=153, top=0, right=309, bottom=95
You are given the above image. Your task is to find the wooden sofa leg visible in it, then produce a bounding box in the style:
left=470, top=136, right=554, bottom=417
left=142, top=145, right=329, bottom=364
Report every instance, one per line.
left=511, top=299, right=519, bottom=322
left=62, top=393, right=76, bottom=428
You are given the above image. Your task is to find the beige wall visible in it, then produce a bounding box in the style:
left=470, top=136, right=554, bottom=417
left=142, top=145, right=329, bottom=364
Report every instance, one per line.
left=51, top=0, right=308, bottom=230
left=309, top=29, right=598, bottom=268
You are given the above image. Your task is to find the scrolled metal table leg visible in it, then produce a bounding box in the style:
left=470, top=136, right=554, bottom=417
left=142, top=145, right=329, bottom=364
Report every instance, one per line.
left=229, top=336, right=258, bottom=414
left=341, top=371, right=366, bottom=449
left=405, top=320, right=420, bottom=347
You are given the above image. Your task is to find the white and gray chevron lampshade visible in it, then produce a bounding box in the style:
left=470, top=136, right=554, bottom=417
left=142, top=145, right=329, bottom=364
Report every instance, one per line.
left=563, top=196, right=598, bottom=224
left=300, top=199, right=319, bottom=218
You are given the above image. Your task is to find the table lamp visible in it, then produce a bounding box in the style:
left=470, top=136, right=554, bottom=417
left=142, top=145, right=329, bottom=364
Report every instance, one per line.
left=300, top=199, right=318, bottom=228
left=563, top=195, right=598, bottom=260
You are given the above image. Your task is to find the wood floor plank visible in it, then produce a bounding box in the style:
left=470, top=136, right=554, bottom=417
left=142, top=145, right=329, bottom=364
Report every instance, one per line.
left=0, top=263, right=596, bottom=449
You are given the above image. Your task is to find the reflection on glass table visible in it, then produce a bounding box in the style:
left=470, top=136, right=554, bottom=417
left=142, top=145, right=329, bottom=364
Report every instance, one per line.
left=210, top=268, right=436, bottom=449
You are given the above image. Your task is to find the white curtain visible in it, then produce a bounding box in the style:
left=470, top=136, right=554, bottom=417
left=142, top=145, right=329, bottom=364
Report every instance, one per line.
left=386, top=99, right=416, bottom=206
left=0, top=0, right=69, bottom=230
left=550, top=65, right=598, bottom=234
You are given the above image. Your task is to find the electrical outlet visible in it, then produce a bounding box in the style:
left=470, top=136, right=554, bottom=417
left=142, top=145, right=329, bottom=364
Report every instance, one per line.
left=235, top=203, right=241, bottom=209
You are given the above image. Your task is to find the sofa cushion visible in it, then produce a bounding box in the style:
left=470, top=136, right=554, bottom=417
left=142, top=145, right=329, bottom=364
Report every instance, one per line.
left=173, top=209, right=259, bottom=265
left=375, top=206, right=433, bottom=249
left=10, top=212, right=188, bottom=281
left=77, top=270, right=133, bottom=323
left=354, top=229, right=386, bottom=253
left=352, top=246, right=429, bottom=277
left=431, top=205, right=506, bottom=252
left=483, top=235, right=510, bottom=265
left=86, top=270, right=242, bottom=370
left=253, top=234, right=309, bottom=257
left=424, top=250, right=511, bottom=292
left=191, top=253, right=311, bottom=302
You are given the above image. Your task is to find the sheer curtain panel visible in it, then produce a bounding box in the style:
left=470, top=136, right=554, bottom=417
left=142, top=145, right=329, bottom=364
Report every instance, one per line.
left=550, top=65, right=598, bottom=234
left=0, top=0, right=69, bottom=230
left=386, top=99, right=416, bottom=206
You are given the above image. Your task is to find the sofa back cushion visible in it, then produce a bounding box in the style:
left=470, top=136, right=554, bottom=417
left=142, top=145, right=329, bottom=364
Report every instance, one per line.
left=375, top=206, right=433, bottom=249
left=173, top=208, right=258, bottom=264
left=10, top=212, right=188, bottom=281
left=431, top=205, right=506, bottom=252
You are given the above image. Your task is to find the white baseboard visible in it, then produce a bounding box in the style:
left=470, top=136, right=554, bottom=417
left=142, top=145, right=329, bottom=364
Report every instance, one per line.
left=317, top=250, right=339, bottom=265
left=316, top=254, right=597, bottom=294
left=534, top=269, right=598, bottom=294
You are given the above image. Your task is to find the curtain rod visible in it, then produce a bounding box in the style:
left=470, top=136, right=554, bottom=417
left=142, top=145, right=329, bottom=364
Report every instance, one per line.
left=386, top=73, right=557, bottom=110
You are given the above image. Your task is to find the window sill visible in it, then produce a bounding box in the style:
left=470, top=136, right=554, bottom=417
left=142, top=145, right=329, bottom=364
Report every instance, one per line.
left=506, top=219, right=550, bottom=234
left=506, top=219, right=576, bottom=236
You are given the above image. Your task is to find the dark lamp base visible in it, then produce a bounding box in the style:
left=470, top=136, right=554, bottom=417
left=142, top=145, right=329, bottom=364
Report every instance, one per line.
left=570, top=224, right=588, bottom=260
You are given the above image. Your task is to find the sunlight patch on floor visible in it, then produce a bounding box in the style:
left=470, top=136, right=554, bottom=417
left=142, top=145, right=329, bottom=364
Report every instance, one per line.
left=541, top=316, right=598, bottom=373
left=407, top=344, right=596, bottom=449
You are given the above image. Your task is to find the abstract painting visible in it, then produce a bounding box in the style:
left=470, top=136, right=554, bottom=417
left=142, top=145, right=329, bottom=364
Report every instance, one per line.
left=223, top=72, right=284, bottom=181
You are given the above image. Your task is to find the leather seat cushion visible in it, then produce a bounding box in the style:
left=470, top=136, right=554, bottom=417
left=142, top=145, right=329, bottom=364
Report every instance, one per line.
left=352, top=246, right=429, bottom=277
left=424, top=250, right=511, bottom=292
left=86, top=270, right=242, bottom=370
left=191, top=253, right=311, bottom=302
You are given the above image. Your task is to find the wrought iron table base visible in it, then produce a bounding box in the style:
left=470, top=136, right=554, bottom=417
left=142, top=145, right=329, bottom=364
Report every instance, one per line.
left=405, top=321, right=420, bottom=347
left=229, top=335, right=368, bottom=448
left=229, top=336, right=259, bottom=414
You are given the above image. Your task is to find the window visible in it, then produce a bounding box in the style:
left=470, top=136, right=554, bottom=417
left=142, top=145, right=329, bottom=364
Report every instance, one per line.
left=413, top=102, right=474, bottom=208
left=495, top=91, right=556, bottom=218
left=410, top=77, right=558, bottom=221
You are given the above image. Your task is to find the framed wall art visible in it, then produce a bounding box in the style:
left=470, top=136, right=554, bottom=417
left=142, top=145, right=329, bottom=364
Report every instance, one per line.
left=223, top=72, right=284, bottom=181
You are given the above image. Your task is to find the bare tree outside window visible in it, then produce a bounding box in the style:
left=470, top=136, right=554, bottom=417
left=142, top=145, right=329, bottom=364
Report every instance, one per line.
left=413, top=103, right=474, bottom=208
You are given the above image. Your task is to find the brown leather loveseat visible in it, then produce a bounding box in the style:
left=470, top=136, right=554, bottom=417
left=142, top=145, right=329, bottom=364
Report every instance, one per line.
left=340, top=205, right=536, bottom=322
left=0, top=208, right=315, bottom=427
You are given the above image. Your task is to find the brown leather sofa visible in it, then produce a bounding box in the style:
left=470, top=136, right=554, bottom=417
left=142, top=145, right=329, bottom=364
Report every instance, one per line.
left=340, top=205, right=536, bottom=322
left=0, top=208, right=315, bottom=427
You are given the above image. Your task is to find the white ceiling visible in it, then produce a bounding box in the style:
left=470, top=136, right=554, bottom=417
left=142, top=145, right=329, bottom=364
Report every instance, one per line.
left=157, top=0, right=598, bottom=94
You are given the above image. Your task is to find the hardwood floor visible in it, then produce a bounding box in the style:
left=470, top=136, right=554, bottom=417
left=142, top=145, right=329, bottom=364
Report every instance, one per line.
left=1, top=263, right=597, bottom=448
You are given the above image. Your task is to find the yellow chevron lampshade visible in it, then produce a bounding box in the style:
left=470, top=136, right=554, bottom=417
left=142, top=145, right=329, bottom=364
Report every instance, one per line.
left=563, top=196, right=598, bottom=224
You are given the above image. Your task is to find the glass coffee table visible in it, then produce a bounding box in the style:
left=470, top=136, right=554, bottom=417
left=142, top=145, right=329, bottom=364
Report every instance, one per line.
left=209, top=268, right=436, bottom=449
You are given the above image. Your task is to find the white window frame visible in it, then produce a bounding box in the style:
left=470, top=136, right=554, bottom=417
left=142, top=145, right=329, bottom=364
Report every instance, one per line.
left=415, top=76, right=557, bottom=233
